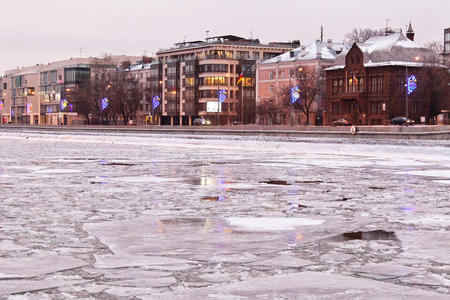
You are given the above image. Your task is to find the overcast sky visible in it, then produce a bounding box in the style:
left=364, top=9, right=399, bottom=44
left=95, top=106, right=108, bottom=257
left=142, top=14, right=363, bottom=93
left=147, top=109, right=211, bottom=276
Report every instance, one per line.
left=1, top=0, right=448, bottom=73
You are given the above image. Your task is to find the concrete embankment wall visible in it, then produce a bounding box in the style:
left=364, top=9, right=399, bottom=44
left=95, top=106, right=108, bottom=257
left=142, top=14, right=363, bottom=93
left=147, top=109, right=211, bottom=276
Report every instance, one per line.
left=1, top=125, right=450, bottom=140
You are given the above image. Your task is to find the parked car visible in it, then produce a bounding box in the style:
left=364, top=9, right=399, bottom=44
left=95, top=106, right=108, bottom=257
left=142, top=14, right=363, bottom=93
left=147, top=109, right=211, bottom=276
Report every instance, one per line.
left=391, top=117, right=415, bottom=126
left=331, top=118, right=352, bottom=126
left=193, top=117, right=210, bottom=126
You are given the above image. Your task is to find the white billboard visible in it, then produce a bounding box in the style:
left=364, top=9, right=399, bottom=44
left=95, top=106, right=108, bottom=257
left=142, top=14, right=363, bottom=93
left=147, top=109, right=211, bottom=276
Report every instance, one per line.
left=207, top=101, right=222, bottom=113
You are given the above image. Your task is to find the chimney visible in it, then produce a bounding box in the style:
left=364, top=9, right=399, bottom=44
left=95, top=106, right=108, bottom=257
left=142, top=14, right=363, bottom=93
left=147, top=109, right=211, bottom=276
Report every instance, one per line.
left=327, top=39, right=333, bottom=49
left=301, top=45, right=306, bottom=56
left=406, top=21, right=415, bottom=41
left=289, top=50, right=295, bottom=58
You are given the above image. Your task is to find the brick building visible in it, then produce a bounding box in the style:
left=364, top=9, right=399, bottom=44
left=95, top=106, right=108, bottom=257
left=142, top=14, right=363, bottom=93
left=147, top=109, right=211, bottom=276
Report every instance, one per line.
left=444, top=27, right=450, bottom=64
left=325, top=30, right=437, bottom=125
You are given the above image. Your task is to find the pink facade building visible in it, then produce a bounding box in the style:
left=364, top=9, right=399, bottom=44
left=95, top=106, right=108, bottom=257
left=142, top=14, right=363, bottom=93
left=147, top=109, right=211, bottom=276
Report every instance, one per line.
left=256, top=40, right=347, bottom=125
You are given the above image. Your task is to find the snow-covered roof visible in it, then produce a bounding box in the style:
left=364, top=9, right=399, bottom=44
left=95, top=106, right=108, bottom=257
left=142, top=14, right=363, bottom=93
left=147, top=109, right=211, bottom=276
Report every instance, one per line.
left=127, top=63, right=152, bottom=71
left=325, top=61, right=439, bottom=71
left=331, top=32, right=436, bottom=67
left=260, top=40, right=348, bottom=64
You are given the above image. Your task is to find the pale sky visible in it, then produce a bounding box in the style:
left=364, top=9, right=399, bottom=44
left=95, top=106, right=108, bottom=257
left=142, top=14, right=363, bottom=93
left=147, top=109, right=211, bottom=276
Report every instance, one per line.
left=1, top=0, right=448, bottom=73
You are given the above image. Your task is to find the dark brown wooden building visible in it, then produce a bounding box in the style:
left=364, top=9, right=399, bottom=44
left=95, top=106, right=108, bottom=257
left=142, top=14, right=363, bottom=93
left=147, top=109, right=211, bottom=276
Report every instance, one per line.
left=325, top=31, right=436, bottom=125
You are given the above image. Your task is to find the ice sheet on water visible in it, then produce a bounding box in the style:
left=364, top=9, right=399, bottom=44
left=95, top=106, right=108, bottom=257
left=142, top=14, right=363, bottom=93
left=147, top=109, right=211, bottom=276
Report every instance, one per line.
left=226, top=217, right=324, bottom=231
left=0, top=240, right=28, bottom=252
left=348, top=263, right=417, bottom=280
left=400, top=169, right=450, bottom=178
left=0, top=279, right=88, bottom=297
left=109, top=176, right=180, bottom=183
left=94, top=254, right=194, bottom=269
left=397, top=231, right=450, bottom=265
left=146, top=271, right=447, bottom=299
left=247, top=255, right=314, bottom=268
left=0, top=256, right=88, bottom=279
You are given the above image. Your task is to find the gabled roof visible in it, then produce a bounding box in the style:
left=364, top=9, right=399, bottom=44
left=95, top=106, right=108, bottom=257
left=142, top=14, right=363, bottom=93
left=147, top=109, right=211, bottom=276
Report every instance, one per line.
left=329, top=32, right=436, bottom=69
left=260, top=40, right=348, bottom=64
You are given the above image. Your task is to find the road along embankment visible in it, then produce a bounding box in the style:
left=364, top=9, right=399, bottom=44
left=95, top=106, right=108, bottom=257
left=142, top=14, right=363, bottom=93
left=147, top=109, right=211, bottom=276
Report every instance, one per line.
left=1, top=125, right=450, bottom=140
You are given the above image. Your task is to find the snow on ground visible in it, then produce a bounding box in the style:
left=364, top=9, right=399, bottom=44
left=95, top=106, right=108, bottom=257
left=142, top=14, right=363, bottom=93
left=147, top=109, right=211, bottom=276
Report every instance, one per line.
left=0, top=130, right=449, bottom=298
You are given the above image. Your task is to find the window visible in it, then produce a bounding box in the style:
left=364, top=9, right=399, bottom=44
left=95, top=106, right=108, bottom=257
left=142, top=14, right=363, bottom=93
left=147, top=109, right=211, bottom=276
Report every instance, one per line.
left=200, top=76, right=228, bottom=86
left=371, top=101, right=382, bottom=114
left=397, top=76, right=405, bottom=91
left=185, top=64, right=196, bottom=75
left=253, top=52, right=260, bottom=60
left=237, top=51, right=250, bottom=59
left=184, top=77, right=196, bottom=87
left=445, top=43, right=450, bottom=52
left=150, top=68, right=160, bottom=77
left=358, top=77, right=364, bottom=92
left=269, top=71, right=275, bottom=79
left=50, top=71, right=57, bottom=83
left=199, top=64, right=228, bottom=73
left=281, top=70, right=285, bottom=79
left=64, top=68, right=90, bottom=83
left=269, top=85, right=274, bottom=93
left=332, top=79, right=344, bottom=94
left=331, top=102, right=339, bottom=114
left=185, top=89, right=196, bottom=100
left=166, top=79, right=178, bottom=89
left=370, top=75, right=383, bottom=93
left=346, top=74, right=363, bottom=92
left=167, top=66, right=177, bottom=76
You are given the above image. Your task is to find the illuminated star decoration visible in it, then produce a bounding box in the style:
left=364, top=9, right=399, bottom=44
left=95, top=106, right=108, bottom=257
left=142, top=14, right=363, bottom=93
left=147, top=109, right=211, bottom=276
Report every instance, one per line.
left=61, top=99, right=69, bottom=110
left=407, top=75, right=417, bottom=95
left=101, top=98, right=109, bottom=110
left=0, top=101, right=3, bottom=112
left=26, top=103, right=33, bottom=114
left=152, top=96, right=160, bottom=109
left=290, top=86, right=300, bottom=103
left=218, top=89, right=227, bottom=103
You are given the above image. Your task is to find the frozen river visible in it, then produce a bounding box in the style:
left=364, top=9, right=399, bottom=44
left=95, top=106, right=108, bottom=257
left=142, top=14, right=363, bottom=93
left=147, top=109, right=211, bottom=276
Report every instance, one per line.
left=0, top=130, right=449, bottom=299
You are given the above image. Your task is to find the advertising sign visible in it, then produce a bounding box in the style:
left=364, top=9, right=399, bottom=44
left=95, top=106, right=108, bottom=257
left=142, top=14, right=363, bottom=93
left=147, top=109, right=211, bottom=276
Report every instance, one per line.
left=207, top=101, right=222, bottom=113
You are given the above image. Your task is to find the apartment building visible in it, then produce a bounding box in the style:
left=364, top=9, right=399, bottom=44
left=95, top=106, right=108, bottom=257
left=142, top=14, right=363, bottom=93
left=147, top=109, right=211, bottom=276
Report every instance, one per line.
left=1, top=56, right=141, bottom=125
left=444, top=27, right=450, bottom=64
left=154, top=35, right=297, bottom=125
left=115, top=60, right=158, bottom=125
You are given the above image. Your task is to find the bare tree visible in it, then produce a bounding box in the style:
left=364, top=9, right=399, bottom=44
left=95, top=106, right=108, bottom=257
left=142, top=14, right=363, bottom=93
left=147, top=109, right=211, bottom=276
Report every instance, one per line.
left=109, top=72, right=142, bottom=125
left=256, top=98, right=279, bottom=125
left=425, top=66, right=450, bottom=117
left=293, top=66, right=321, bottom=125
left=345, top=28, right=384, bottom=44
left=425, top=41, right=444, bottom=64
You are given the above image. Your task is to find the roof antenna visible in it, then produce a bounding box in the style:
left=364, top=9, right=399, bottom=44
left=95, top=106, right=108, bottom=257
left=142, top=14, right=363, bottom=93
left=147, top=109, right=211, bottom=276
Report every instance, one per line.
left=250, top=31, right=253, bottom=41
left=205, top=30, right=210, bottom=40
left=79, top=47, right=83, bottom=58
left=320, top=25, right=323, bottom=42
left=385, top=19, right=390, bottom=36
